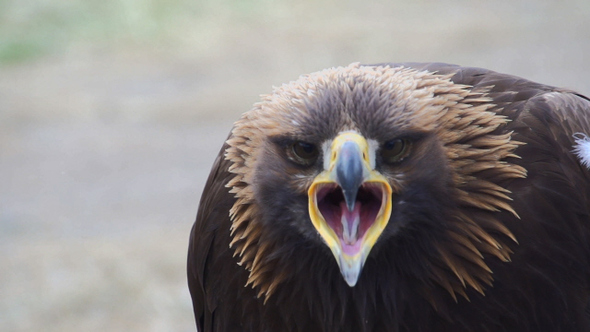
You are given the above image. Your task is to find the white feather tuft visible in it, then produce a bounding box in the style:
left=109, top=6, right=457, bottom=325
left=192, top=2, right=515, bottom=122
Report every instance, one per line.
left=573, top=133, right=590, bottom=169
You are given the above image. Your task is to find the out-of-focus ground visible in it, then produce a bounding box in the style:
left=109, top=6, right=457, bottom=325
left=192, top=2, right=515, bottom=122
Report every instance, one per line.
left=1, top=0, right=589, bottom=331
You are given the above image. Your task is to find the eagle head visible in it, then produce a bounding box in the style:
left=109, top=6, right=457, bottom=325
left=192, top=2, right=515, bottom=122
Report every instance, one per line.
left=224, top=63, right=526, bottom=302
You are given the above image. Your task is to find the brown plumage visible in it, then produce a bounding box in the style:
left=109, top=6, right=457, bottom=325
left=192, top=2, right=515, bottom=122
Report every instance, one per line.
left=187, top=62, right=590, bottom=331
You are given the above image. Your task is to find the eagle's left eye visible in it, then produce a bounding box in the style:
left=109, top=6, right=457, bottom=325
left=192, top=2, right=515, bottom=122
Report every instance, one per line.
left=288, top=141, right=319, bottom=166
left=381, top=138, right=411, bottom=164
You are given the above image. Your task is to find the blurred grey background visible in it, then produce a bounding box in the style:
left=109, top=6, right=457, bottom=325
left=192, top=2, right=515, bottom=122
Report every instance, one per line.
left=1, top=0, right=589, bottom=331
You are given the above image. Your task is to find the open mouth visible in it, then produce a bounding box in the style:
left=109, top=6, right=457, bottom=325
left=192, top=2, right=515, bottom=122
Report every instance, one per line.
left=314, top=182, right=387, bottom=256
left=306, top=131, right=393, bottom=286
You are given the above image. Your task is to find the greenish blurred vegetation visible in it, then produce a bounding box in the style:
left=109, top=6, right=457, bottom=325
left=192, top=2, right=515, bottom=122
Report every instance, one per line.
left=0, top=0, right=276, bottom=64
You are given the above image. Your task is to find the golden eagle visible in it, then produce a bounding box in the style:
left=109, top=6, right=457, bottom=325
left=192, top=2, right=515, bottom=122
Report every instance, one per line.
left=187, top=63, right=590, bottom=331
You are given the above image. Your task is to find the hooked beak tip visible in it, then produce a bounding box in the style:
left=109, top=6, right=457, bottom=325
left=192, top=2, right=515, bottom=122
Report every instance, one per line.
left=343, top=190, right=357, bottom=212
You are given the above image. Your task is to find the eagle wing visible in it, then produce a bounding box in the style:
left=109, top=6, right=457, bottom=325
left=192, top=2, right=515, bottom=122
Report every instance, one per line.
left=187, top=142, right=236, bottom=331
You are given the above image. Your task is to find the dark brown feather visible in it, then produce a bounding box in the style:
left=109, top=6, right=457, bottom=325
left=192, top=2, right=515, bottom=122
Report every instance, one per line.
left=188, top=63, right=590, bottom=331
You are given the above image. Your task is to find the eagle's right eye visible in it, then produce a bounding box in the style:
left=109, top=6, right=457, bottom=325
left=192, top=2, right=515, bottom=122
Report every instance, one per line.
left=288, top=141, right=319, bottom=166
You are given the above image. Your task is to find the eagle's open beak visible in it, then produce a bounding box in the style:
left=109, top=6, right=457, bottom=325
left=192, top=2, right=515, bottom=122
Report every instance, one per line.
left=308, top=132, right=392, bottom=286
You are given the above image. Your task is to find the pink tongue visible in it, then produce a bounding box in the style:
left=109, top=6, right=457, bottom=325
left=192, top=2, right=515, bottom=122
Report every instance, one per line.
left=339, top=201, right=363, bottom=256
